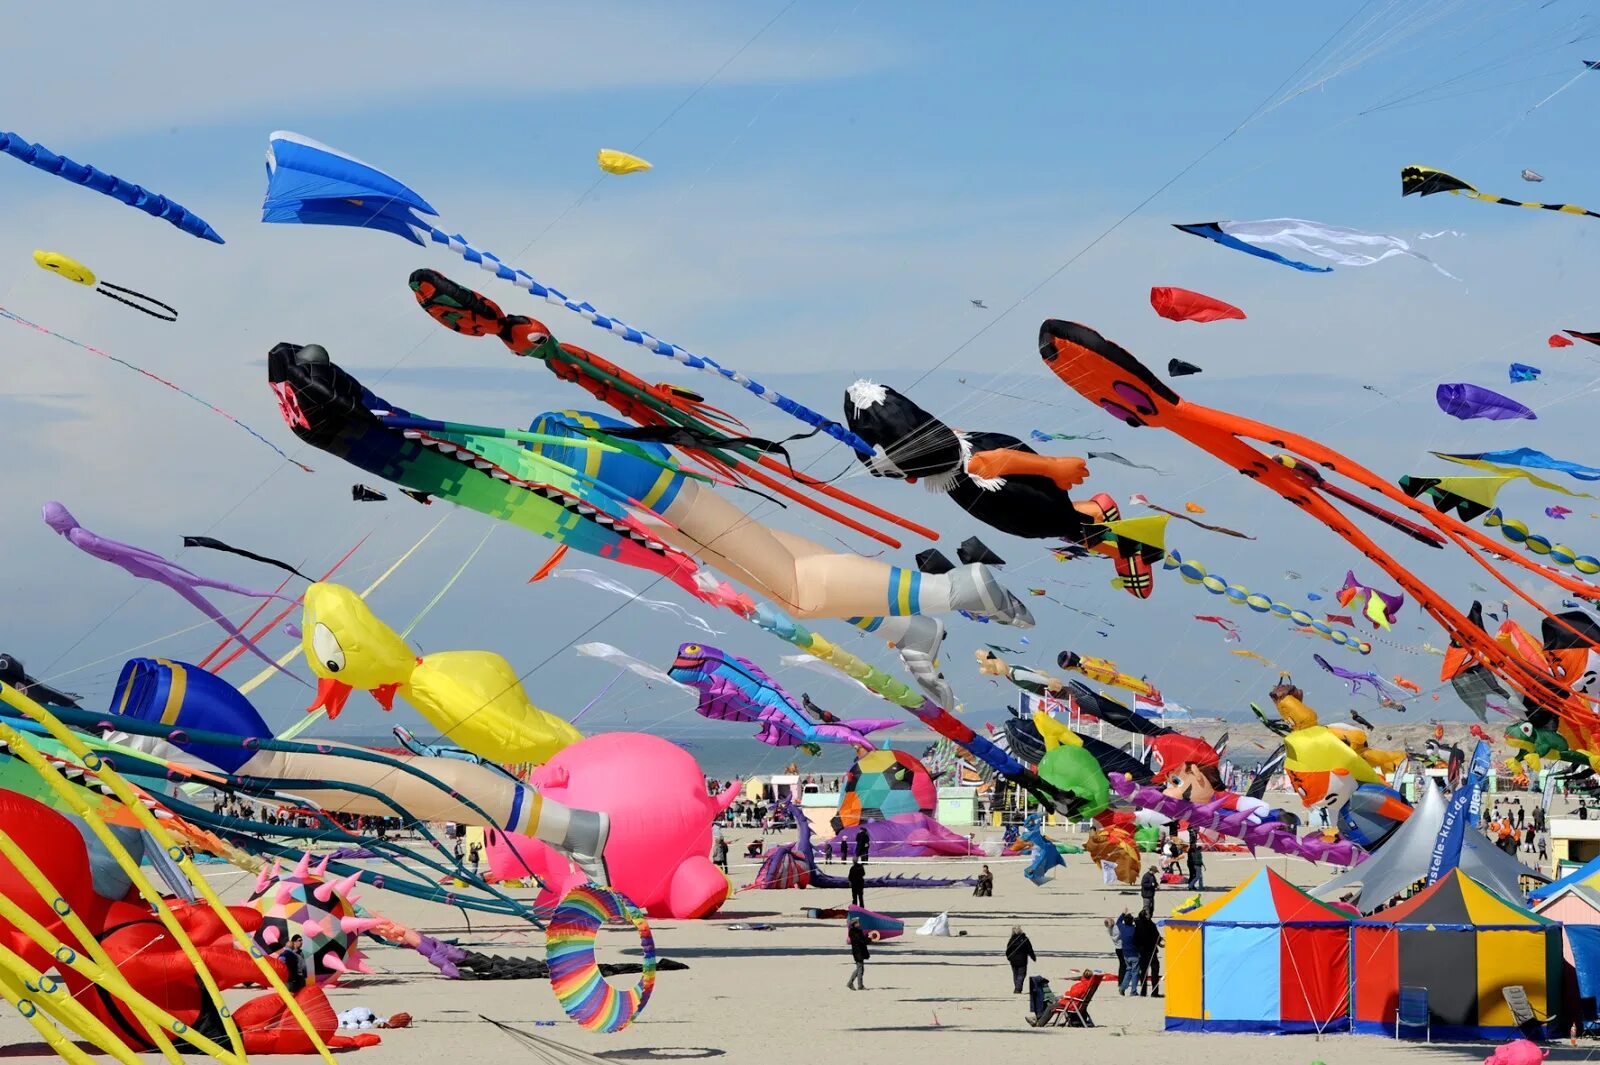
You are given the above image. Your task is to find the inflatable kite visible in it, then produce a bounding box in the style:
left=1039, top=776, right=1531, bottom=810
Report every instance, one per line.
left=487, top=732, right=739, bottom=919
left=842, top=379, right=1164, bottom=597
left=410, top=269, right=927, bottom=548
left=1174, top=218, right=1453, bottom=276
left=1400, top=475, right=1600, bottom=576
left=300, top=582, right=582, bottom=764
left=32, top=250, right=177, bottom=321
left=259, top=132, right=869, bottom=453
left=1164, top=550, right=1373, bottom=653
left=1436, top=383, right=1537, bottom=422
left=1337, top=570, right=1405, bottom=630
left=1149, top=286, right=1245, bottom=323
left=546, top=885, right=656, bottom=1032
left=1432, top=447, right=1600, bottom=485
left=1402, top=165, right=1600, bottom=221
left=1036, top=319, right=1600, bottom=728
left=265, top=342, right=1029, bottom=633
left=596, top=149, right=651, bottom=175
left=0, top=130, right=223, bottom=243
left=667, top=642, right=900, bottom=751
left=43, top=502, right=299, bottom=680
left=1020, top=813, right=1068, bottom=884
left=107, top=657, right=596, bottom=875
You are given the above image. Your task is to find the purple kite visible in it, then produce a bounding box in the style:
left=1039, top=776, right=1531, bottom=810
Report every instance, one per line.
left=1436, top=383, right=1537, bottom=422
left=1546, top=506, right=1572, bottom=520
left=43, top=502, right=301, bottom=682
left=1312, top=653, right=1400, bottom=699
left=666, top=642, right=900, bottom=751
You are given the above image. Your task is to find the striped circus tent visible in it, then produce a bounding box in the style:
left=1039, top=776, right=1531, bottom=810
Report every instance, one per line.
left=1353, top=869, right=1561, bottom=1039
left=1165, top=868, right=1354, bottom=1033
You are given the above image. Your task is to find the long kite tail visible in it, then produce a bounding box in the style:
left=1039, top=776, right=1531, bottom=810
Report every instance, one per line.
left=746, top=604, right=1075, bottom=813
left=1107, top=773, right=1364, bottom=866
left=167, top=581, right=304, bottom=685
left=420, top=226, right=877, bottom=457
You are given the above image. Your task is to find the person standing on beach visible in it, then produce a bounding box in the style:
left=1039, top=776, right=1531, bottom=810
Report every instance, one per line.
left=1140, top=865, right=1158, bottom=917
left=855, top=826, right=871, bottom=865
left=848, top=859, right=866, bottom=908
left=1133, top=911, right=1162, bottom=996
left=278, top=934, right=307, bottom=993
left=847, top=916, right=871, bottom=990
left=1104, top=916, right=1125, bottom=987
left=1186, top=834, right=1204, bottom=891
left=1005, top=925, right=1036, bottom=993
left=839, top=834, right=850, bottom=862
left=1115, top=913, right=1139, bottom=995
left=711, top=832, right=729, bottom=873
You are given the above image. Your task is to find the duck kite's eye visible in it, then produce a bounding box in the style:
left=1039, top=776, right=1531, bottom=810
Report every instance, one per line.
left=312, top=623, right=345, bottom=673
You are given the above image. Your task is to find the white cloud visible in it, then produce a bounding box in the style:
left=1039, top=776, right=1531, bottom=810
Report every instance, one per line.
left=1, top=1, right=896, bottom=142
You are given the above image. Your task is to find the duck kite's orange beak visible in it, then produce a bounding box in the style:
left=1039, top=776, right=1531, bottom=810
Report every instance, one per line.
left=308, top=677, right=354, bottom=719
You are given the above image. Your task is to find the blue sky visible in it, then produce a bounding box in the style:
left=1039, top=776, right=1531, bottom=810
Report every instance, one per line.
left=4, top=1, right=1600, bottom=767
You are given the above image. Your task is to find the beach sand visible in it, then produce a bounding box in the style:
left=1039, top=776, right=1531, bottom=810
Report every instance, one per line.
left=0, top=813, right=1574, bottom=1063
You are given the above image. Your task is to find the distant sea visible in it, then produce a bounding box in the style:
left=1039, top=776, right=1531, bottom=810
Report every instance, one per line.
left=343, top=728, right=941, bottom=783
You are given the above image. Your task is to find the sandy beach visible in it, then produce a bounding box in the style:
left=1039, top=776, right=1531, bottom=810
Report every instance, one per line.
left=1, top=812, right=1572, bottom=1064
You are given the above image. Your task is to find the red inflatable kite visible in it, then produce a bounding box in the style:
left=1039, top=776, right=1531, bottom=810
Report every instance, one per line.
left=1150, top=287, right=1246, bottom=324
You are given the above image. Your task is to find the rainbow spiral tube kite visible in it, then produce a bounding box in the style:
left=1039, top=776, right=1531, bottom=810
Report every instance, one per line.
left=546, top=885, right=656, bottom=1033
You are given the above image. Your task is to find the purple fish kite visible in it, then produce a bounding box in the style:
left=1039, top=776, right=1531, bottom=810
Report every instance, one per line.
left=1436, top=383, right=1537, bottom=422
left=667, top=642, right=899, bottom=751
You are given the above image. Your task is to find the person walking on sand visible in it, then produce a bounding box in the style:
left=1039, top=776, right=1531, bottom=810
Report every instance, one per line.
left=468, top=840, right=482, bottom=879
left=1133, top=911, right=1162, bottom=997
left=711, top=833, right=729, bottom=874
left=1005, top=925, right=1037, bottom=993
left=1186, top=834, right=1204, bottom=891
left=855, top=826, right=871, bottom=865
left=848, top=859, right=866, bottom=908
left=847, top=916, right=871, bottom=990
left=1140, top=865, right=1158, bottom=917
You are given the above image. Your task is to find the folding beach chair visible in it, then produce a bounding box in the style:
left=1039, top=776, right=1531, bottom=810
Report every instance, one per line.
left=1395, top=985, right=1430, bottom=1042
left=1026, top=974, right=1100, bottom=1028
left=1059, top=975, right=1100, bottom=1028
left=1503, top=984, right=1547, bottom=1042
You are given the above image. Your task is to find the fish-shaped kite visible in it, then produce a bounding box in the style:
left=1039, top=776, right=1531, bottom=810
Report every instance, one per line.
left=668, top=643, right=900, bottom=751
left=1336, top=570, right=1404, bottom=630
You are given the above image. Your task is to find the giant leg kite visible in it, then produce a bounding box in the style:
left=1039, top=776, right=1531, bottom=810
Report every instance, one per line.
left=265, top=344, right=1032, bottom=628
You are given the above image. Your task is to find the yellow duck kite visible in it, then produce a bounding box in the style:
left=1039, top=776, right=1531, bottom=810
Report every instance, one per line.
left=300, top=582, right=581, bottom=764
